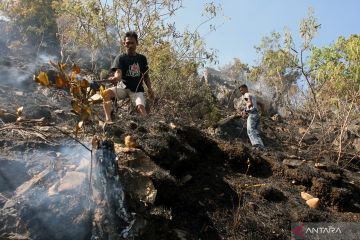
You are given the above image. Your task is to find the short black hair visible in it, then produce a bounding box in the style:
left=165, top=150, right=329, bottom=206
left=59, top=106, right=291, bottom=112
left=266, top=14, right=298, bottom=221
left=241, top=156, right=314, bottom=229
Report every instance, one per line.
left=239, top=84, right=248, bottom=89
left=124, top=31, right=138, bottom=43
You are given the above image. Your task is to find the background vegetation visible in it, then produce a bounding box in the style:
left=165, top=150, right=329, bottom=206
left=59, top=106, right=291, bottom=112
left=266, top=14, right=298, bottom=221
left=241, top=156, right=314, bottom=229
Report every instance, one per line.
left=1, top=1, right=359, bottom=163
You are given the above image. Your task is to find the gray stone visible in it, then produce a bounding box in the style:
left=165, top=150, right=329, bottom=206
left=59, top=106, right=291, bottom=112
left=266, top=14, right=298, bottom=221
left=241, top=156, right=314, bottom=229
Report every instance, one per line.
left=57, top=171, right=86, bottom=193
left=283, top=159, right=304, bottom=167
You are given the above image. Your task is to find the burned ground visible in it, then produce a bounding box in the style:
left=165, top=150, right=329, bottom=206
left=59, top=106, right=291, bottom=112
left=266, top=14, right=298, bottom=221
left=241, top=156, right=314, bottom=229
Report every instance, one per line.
left=0, top=79, right=360, bottom=239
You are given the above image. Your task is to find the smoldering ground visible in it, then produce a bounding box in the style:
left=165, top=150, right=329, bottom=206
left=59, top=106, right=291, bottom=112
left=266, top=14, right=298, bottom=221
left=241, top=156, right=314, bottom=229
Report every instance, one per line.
left=0, top=144, right=94, bottom=239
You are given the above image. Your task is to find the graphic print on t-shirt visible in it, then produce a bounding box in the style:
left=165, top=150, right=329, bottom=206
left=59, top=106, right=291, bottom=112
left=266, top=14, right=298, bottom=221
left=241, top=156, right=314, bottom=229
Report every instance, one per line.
left=127, top=63, right=141, bottom=77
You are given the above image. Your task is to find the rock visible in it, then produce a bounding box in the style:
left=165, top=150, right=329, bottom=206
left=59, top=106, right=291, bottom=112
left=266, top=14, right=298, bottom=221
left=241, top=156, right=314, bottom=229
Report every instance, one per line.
left=116, top=142, right=183, bottom=213
left=306, top=198, right=320, bottom=208
left=173, top=228, right=188, bottom=240
left=214, top=115, right=247, bottom=140
left=57, top=171, right=86, bottom=193
left=75, top=157, right=90, bottom=173
left=89, top=93, right=103, bottom=104
left=180, top=174, right=192, bottom=184
left=298, top=127, right=307, bottom=135
left=48, top=182, right=59, bottom=196
left=301, top=192, right=314, bottom=201
left=22, top=105, right=52, bottom=121
left=54, top=109, right=64, bottom=114
left=117, top=147, right=175, bottom=183
left=103, top=123, right=125, bottom=137
left=271, top=114, right=281, bottom=122
left=283, top=159, right=304, bottom=168
left=125, top=135, right=137, bottom=148
left=118, top=168, right=157, bottom=207
left=65, top=164, right=77, bottom=170
left=314, top=163, right=327, bottom=169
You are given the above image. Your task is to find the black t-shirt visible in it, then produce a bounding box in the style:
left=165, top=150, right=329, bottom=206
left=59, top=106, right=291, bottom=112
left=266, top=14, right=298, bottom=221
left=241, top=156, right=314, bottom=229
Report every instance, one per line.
left=111, top=53, right=148, bottom=92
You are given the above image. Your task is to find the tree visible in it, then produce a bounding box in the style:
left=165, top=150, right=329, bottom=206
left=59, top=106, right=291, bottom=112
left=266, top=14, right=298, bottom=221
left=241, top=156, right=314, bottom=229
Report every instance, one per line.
left=310, top=34, right=360, bottom=104
left=27, top=0, right=223, bottom=129
left=249, top=31, right=301, bottom=109
left=248, top=9, right=360, bottom=164
left=1, top=0, right=59, bottom=55
left=310, top=35, right=360, bottom=164
left=53, top=0, right=218, bottom=82
left=220, top=58, right=249, bottom=84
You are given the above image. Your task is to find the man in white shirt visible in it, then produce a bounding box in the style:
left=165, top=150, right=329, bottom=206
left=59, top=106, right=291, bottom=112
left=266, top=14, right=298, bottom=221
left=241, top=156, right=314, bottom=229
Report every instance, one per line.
left=238, top=84, right=265, bottom=150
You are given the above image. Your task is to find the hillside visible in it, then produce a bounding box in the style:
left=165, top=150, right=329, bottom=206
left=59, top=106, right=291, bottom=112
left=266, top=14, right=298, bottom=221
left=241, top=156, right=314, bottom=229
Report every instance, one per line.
left=1, top=79, right=359, bottom=239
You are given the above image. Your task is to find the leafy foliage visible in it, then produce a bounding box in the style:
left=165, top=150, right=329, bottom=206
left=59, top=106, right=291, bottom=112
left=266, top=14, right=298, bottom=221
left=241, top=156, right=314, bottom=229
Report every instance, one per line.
left=1, top=0, right=59, bottom=53
left=310, top=35, right=360, bottom=163
left=250, top=31, right=301, bottom=108
left=21, top=0, right=224, bottom=129
left=310, top=34, right=360, bottom=103
left=52, top=0, right=217, bottom=68
left=220, top=58, right=249, bottom=83
left=34, top=62, right=98, bottom=135
left=52, top=0, right=220, bottom=115
left=249, top=9, right=359, bottom=164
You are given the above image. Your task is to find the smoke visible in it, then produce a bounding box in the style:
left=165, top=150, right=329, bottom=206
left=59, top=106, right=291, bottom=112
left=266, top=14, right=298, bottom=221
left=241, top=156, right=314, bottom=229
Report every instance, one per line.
left=0, top=12, right=59, bottom=89
left=1, top=143, right=94, bottom=239
left=0, top=53, right=58, bottom=89
left=0, top=10, right=132, bottom=239
left=0, top=159, right=30, bottom=194
left=0, top=15, right=9, bottom=22
left=1, top=138, right=139, bottom=239
left=245, top=78, right=273, bottom=103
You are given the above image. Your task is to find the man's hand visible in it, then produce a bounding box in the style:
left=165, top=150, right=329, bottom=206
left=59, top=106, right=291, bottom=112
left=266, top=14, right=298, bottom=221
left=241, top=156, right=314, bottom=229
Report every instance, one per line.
left=108, top=76, right=119, bottom=85
left=108, top=69, right=122, bottom=86
left=147, top=88, right=154, bottom=100
left=239, top=111, right=248, bottom=119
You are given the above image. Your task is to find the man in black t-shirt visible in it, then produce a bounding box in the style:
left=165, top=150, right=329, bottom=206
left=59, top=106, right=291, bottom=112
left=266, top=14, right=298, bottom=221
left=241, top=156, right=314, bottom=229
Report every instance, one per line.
left=103, top=31, right=154, bottom=122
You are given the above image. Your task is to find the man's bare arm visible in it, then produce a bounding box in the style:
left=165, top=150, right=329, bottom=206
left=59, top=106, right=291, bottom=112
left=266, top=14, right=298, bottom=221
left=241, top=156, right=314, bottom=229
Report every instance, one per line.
left=109, top=69, right=122, bottom=84
left=246, top=95, right=254, bottom=108
left=143, top=72, right=151, bottom=89
left=144, top=72, right=154, bottom=99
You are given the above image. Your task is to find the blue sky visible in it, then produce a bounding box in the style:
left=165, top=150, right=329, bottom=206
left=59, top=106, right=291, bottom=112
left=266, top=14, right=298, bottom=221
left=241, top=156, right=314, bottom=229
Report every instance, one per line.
left=171, top=0, right=360, bottom=68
